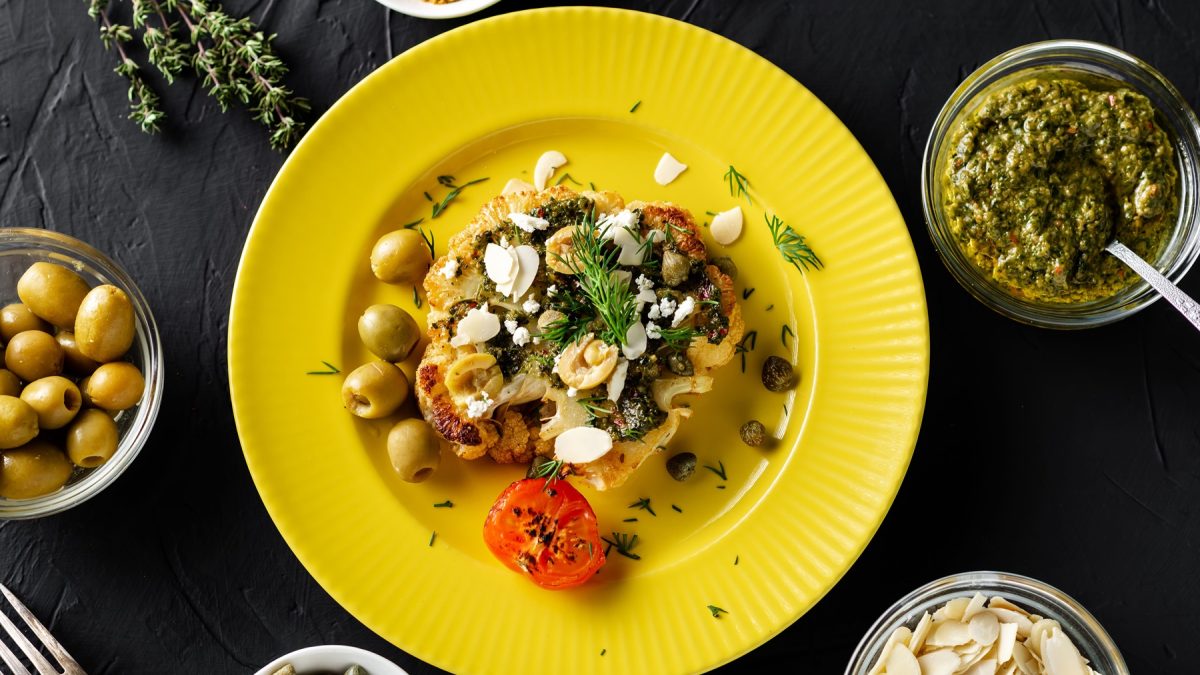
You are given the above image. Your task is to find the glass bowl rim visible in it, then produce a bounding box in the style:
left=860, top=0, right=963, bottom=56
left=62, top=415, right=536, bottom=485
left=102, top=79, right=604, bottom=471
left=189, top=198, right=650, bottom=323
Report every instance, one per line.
left=921, top=38, right=1200, bottom=329
left=0, top=228, right=164, bottom=519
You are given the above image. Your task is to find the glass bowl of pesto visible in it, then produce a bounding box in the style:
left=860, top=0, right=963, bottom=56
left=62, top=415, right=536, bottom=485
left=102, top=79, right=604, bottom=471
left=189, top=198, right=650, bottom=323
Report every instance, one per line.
left=923, top=40, right=1200, bottom=328
left=845, top=571, right=1129, bottom=675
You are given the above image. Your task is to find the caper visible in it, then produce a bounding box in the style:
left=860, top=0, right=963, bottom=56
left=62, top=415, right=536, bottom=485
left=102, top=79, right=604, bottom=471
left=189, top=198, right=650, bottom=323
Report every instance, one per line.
left=0, top=370, right=20, bottom=397
left=0, top=303, right=50, bottom=341
left=342, top=361, right=409, bottom=418
left=0, top=396, right=38, bottom=450
left=55, top=331, right=100, bottom=374
left=387, top=418, right=441, bottom=482
left=661, top=250, right=691, bottom=287
left=84, top=362, right=145, bottom=411
left=16, top=262, right=91, bottom=330
left=74, top=284, right=135, bottom=363
left=370, top=229, right=432, bottom=284
left=761, top=355, right=795, bottom=392
left=666, top=351, right=694, bottom=376
left=0, top=441, right=73, bottom=499
left=20, top=376, right=82, bottom=430
left=66, top=409, right=119, bottom=469
left=358, top=304, right=421, bottom=362
left=5, top=330, right=63, bottom=381
left=739, top=420, right=768, bottom=447
left=711, top=256, right=739, bottom=280
left=666, top=451, right=697, bottom=482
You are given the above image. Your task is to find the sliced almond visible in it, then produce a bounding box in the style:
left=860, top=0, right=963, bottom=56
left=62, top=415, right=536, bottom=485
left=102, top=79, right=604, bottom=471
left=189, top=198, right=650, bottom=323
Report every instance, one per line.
left=996, top=621, right=1018, bottom=664
left=710, top=206, right=743, bottom=245
left=989, top=608, right=1034, bottom=638
left=884, top=643, right=920, bottom=675
left=934, top=597, right=970, bottom=622
left=998, top=663, right=1017, bottom=675
left=607, top=359, right=629, bottom=402
left=1011, top=642, right=1038, bottom=675
left=909, top=612, right=934, bottom=653
left=963, top=592, right=989, bottom=621
left=969, top=610, right=1001, bottom=646
left=554, top=426, right=613, bottom=463
left=653, top=152, right=687, bottom=185
left=1028, top=619, right=1061, bottom=658
left=1041, top=628, right=1088, bottom=675
left=534, top=150, right=567, bottom=190
left=927, top=620, right=971, bottom=647
left=964, top=658, right=998, bottom=675
left=916, top=649, right=960, bottom=675
left=868, top=627, right=912, bottom=675
left=989, top=596, right=1031, bottom=616
left=451, top=305, right=501, bottom=347
left=508, top=245, right=541, bottom=299
left=484, top=243, right=517, bottom=284
left=622, top=322, right=648, bottom=360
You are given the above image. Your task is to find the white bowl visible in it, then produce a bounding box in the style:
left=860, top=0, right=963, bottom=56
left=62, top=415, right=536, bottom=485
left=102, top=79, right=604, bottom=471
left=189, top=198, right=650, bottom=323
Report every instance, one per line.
left=255, top=645, right=409, bottom=675
left=372, top=0, right=501, bottom=19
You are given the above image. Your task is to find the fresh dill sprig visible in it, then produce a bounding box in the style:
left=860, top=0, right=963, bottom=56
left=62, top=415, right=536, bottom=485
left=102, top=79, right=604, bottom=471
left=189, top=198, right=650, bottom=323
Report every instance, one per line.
left=671, top=504, right=683, bottom=513
left=734, top=330, right=758, bottom=373
left=577, top=395, right=613, bottom=422
left=704, top=460, right=727, bottom=481
left=305, top=361, right=339, bottom=375
left=766, top=214, right=822, bottom=273
left=433, top=500, right=453, bottom=508
left=707, top=605, right=728, bottom=618
left=431, top=177, right=488, bottom=218
left=656, top=325, right=698, bottom=351
left=560, top=211, right=637, bottom=346
left=781, top=324, right=794, bottom=348
left=601, top=532, right=641, bottom=560
left=724, top=165, right=752, bottom=203
left=628, top=497, right=656, bottom=516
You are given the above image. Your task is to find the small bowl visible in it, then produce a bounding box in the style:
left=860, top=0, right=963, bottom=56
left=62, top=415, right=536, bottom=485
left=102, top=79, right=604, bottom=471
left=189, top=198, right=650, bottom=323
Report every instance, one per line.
left=845, top=571, right=1128, bottom=675
left=255, top=645, right=409, bottom=675
left=0, top=229, right=163, bottom=519
left=922, top=40, right=1200, bottom=328
left=373, top=0, right=501, bottom=20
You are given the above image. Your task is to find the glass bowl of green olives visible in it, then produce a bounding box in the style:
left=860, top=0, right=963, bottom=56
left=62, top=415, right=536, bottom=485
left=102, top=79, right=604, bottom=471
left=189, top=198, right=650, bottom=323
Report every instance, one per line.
left=0, top=228, right=162, bottom=519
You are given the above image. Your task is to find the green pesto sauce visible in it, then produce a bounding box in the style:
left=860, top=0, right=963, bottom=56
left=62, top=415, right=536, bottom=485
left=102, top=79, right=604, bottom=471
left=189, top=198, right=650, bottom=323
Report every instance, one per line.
left=943, top=77, right=1177, bottom=302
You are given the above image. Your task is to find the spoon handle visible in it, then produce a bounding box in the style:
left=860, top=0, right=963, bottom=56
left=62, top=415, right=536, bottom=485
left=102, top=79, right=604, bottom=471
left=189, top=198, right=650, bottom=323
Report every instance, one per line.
left=1106, top=240, right=1200, bottom=331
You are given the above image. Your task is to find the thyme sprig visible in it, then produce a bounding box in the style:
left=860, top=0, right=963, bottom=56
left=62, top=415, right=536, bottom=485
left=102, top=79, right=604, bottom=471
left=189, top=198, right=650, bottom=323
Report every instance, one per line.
left=87, top=0, right=165, bottom=133
left=767, top=214, right=822, bottom=273
left=601, top=532, right=641, bottom=560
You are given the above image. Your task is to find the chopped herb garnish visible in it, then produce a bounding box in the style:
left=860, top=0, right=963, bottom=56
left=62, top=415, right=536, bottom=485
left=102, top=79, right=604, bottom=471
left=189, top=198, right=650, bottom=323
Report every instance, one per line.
left=704, top=460, right=727, bottom=481
left=413, top=286, right=423, bottom=309
left=742, top=287, right=755, bottom=299
left=433, top=500, right=454, bottom=508
left=707, top=605, right=728, bottom=618
left=766, top=304, right=775, bottom=311
left=724, top=165, right=752, bottom=203
left=657, top=325, right=698, bottom=351
left=734, top=330, right=758, bottom=373
left=734, top=555, right=739, bottom=565
left=629, top=100, right=641, bottom=113
left=423, top=191, right=433, bottom=202
left=555, top=172, right=582, bottom=186
left=428, top=531, right=437, bottom=547
left=601, top=532, right=641, bottom=560
left=417, top=225, right=435, bottom=258
left=716, top=484, right=726, bottom=489
left=782, top=324, right=795, bottom=348
left=600, top=649, right=607, bottom=656
left=437, top=175, right=455, bottom=187
left=402, top=217, right=424, bottom=229
left=705, top=210, right=718, bottom=216
left=589, top=181, right=597, bottom=191
left=767, top=214, right=822, bottom=273
left=629, top=497, right=657, bottom=516
left=305, top=361, right=340, bottom=375
left=672, top=504, right=683, bottom=513
left=623, top=517, right=638, bottom=523
left=783, top=403, right=789, bottom=415
left=431, top=177, right=488, bottom=218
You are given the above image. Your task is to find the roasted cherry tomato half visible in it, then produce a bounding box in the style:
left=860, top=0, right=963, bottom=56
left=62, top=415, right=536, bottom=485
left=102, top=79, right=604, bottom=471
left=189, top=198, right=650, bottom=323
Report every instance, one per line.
left=483, top=477, right=606, bottom=589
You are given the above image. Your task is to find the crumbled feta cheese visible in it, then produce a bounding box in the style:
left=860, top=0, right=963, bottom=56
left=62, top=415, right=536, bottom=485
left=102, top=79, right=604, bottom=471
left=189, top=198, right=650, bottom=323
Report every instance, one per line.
left=522, top=298, right=541, bottom=313
left=646, top=321, right=662, bottom=340
left=466, top=392, right=493, bottom=419
left=504, top=319, right=518, bottom=334
left=499, top=236, right=510, bottom=249
left=636, top=274, right=654, bottom=292
left=510, top=213, right=550, bottom=233
left=657, top=297, right=677, bottom=318
left=567, top=387, right=578, bottom=397
left=438, top=257, right=458, bottom=279
left=672, top=296, right=696, bottom=327
left=547, top=284, right=558, bottom=296
left=532, top=337, right=541, bottom=345
left=647, top=304, right=662, bottom=320
left=512, top=327, right=531, bottom=346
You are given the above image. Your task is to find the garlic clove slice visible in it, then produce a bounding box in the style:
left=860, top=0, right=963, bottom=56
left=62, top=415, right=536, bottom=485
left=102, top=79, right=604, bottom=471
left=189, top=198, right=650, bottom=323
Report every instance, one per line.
left=554, top=426, right=613, bottom=463
left=509, top=245, right=541, bottom=299
left=710, top=206, right=744, bottom=245
left=654, top=152, right=687, bottom=185
left=534, top=150, right=567, bottom=190
left=623, top=322, right=647, bottom=360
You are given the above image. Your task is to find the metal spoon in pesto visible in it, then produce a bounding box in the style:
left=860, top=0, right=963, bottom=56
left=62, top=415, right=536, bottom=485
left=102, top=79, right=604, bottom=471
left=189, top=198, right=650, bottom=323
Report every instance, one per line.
left=1106, top=241, right=1200, bottom=330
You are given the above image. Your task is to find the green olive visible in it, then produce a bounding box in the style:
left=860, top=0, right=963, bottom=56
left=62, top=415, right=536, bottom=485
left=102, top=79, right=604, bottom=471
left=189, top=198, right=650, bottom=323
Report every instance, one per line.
left=0, top=303, right=50, bottom=341
left=358, top=304, right=421, bottom=361
left=370, top=230, right=432, bottom=284
left=387, top=418, right=441, bottom=482
left=16, top=262, right=91, bottom=330
left=5, top=330, right=63, bottom=381
left=761, top=355, right=795, bottom=392
left=661, top=250, right=691, bottom=287
left=66, top=409, right=119, bottom=468
left=20, top=376, right=82, bottom=430
left=341, top=362, right=409, bottom=418
left=666, top=451, right=697, bottom=482
left=84, top=362, right=145, bottom=411
left=0, top=396, right=38, bottom=450
left=0, top=441, right=73, bottom=499
left=74, top=284, right=135, bottom=363
left=739, top=420, right=768, bottom=447
left=0, top=370, right=20, bottom=397
left=55, top=331, right=100, bottom=375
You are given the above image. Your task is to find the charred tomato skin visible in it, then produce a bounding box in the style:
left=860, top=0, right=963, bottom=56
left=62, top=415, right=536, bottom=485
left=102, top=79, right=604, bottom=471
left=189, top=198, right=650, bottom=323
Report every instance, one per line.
left=483, top=477, right=606, bottom=589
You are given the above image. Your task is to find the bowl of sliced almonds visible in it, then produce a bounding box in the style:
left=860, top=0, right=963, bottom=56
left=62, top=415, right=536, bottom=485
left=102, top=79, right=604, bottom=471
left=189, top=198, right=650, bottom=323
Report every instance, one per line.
left=846, top=571, right=1128, bottom=675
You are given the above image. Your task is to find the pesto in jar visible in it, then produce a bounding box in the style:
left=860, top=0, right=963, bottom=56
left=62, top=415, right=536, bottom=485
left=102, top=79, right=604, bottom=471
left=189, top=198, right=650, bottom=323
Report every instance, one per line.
left=943, top=77, right=1177, bottom=302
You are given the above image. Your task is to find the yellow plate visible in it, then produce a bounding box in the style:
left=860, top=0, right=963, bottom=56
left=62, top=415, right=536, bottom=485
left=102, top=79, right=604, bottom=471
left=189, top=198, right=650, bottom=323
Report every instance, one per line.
left=230, top=8, right=928, bottom=674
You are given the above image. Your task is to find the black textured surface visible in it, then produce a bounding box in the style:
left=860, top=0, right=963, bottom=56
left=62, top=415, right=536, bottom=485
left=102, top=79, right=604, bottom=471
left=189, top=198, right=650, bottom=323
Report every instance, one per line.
left=1, top=1, right=1199, bottom=673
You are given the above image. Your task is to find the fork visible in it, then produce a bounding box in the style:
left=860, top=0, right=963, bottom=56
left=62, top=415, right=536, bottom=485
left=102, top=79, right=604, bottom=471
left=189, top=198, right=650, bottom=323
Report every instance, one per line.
left=0, top=583, right=85, bottom=675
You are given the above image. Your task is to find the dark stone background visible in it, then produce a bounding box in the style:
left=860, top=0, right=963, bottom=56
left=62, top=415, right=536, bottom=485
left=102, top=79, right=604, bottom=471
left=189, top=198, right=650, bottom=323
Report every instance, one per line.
left=1, top=0, right=1198, bottom=673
